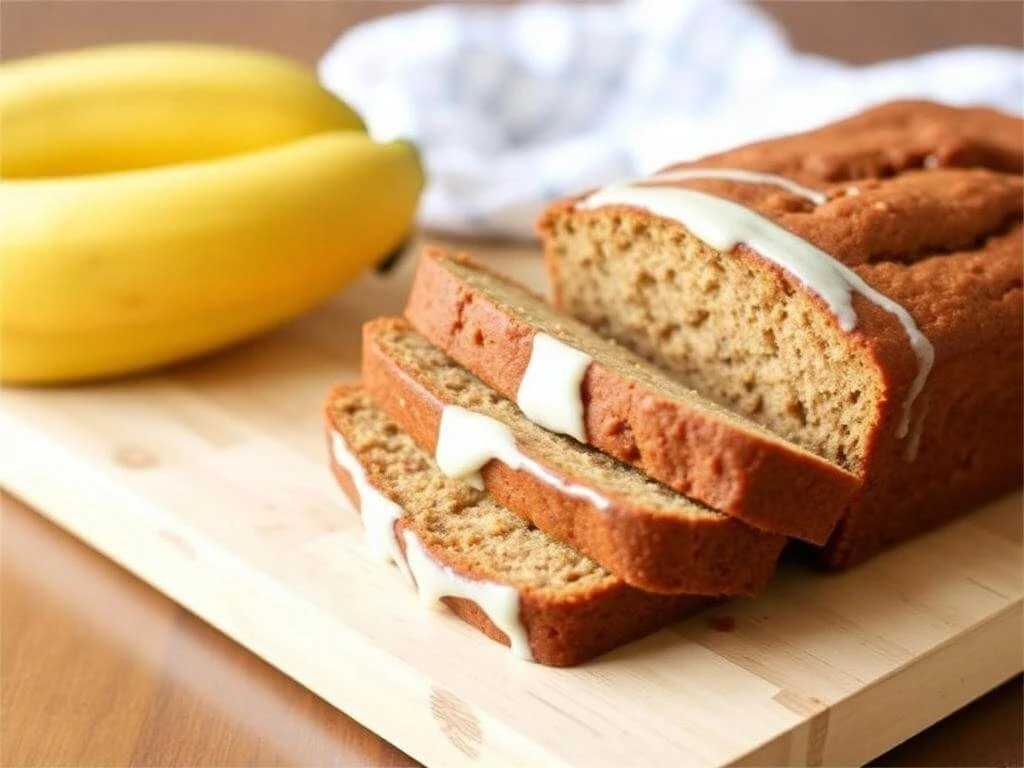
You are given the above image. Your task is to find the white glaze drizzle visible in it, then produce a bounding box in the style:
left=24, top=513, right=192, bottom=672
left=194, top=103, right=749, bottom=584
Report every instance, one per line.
left=516, top=332, right=593, bottom=442
left=578, top=183, right=935, bottom=441
left=402, top=530, right=533, bottom=660
left=435, top=405, right=611, bottom=509
left=650, top=168, right=828, bottom=205
left=330, top=430, right=413, bottom=584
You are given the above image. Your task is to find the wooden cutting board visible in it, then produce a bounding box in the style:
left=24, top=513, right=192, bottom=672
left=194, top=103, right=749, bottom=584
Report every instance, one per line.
left=2, top=241, right=1021, bottom=768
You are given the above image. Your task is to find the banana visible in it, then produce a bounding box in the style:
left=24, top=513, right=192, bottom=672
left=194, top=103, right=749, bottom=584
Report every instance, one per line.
left=1, top=131, right=423, bottom=383
left=0, top=43, right=365, bottom=178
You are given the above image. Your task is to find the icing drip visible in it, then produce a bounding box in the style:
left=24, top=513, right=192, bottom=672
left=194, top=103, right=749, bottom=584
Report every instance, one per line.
left=330, top=430, right=413, bottom=585
left=651, top=168, right=828, bottom=205
left=516, top=332, right=593, bottom=442
left=331, top=429, right=533, bottom=661
left=578, top=182, right=934, bottom=443
left=435, top=405, right=611, bottom=509
left=402, top=530, right=533, bottom=661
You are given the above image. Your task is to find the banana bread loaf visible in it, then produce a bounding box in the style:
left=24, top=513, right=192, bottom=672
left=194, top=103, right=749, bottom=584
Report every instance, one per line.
left=325, top=384, right=706, bottom=666
left=404, top=246, right=858, bottom=543
left=539, top=100, right=1024, bottom=567
left=361, top=316, right=786, bottom=595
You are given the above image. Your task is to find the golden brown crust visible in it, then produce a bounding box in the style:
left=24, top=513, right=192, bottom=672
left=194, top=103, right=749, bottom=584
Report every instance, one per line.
left=361, top=318, right=786, bottom=596
left=405, top=247, right=858, bottom=543
left=538, top=99, right=1024, bottom=566
left=676, top=100, right=1023, bottom=182
left=324, top=385, right=707, bottom=667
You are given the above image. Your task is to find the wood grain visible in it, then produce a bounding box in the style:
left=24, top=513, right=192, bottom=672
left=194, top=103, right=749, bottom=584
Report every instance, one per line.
left=1, top=243, right=1021, bottom=767
left=1, top=492, right=416, bottom=768
left=4, top=488, right=1021, bottom=768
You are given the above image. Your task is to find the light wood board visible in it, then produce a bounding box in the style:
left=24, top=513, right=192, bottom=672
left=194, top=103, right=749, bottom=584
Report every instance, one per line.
left=2, top=241, right=1021, bottom=767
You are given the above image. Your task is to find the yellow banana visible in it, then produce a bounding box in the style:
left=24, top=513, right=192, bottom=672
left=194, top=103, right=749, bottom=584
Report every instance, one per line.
left=1, top=132, right=423, bottom=383
left=0, top=43, right=365, bottom=178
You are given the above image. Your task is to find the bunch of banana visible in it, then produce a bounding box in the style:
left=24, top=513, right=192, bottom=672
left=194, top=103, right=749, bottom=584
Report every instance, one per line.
left=1, top=44, right=423, bottom=383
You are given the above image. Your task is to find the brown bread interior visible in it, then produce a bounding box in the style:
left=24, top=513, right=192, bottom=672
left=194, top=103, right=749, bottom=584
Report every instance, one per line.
left=329, top=386, right=613, bottom=595
left=542, top=211, right=882, bottom=473
left=437, top=251, right=861, bottom=464
left=369, top=319, right=736, bottom=525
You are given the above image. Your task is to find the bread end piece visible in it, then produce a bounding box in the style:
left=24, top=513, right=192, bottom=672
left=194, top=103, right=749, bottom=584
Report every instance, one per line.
left=324, top=383, right=708, bottom=666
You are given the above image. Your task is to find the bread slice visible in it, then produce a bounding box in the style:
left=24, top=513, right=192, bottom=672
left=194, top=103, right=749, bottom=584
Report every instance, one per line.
left=361, top=316, right=785, bottom=596
left=405, top=246, right=858, bottom=543
left=538, top=100, right=1023, bottom=566
left=325, top=384, right=706, bottom=666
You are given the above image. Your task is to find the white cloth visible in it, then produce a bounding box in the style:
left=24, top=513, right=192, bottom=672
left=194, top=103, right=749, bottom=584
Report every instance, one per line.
left=319, top=0, right=1024, bottom=239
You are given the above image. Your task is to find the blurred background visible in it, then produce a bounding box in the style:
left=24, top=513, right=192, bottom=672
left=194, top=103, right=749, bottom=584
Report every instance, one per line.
left=4, top=0, right=1022, bottom=64
left=5, top=1, right=1023, bottom=238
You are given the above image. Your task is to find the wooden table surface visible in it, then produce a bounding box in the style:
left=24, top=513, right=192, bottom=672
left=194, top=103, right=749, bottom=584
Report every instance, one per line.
left=2, top=3, right=1022, bottom=766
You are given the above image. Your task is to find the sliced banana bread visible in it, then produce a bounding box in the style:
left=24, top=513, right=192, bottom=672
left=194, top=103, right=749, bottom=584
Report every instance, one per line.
left=404, top=246, right=858, bottom=543
left=361, top=316, right=785, bottom=596
left=538, top=100, right=1024, bottom=566
left=325, top=384, right=705, bottom=666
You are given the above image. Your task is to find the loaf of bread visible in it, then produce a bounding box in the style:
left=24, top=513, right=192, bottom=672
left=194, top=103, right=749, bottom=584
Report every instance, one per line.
left=362, top=316, right=785, bottom=595
left=325, top=384, right=706, bottom=666
left=404, top=246, right=858, bottom=543
left=539, top=100, right=1023, bottom=566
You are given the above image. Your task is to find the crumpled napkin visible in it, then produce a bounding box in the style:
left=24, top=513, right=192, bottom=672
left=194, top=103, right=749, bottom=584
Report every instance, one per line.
left=319, top=0, right=1023, bottom=239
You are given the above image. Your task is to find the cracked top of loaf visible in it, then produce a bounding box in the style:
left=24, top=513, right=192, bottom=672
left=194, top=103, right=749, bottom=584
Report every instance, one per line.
left=541, top=100, right=1023, bottom=366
